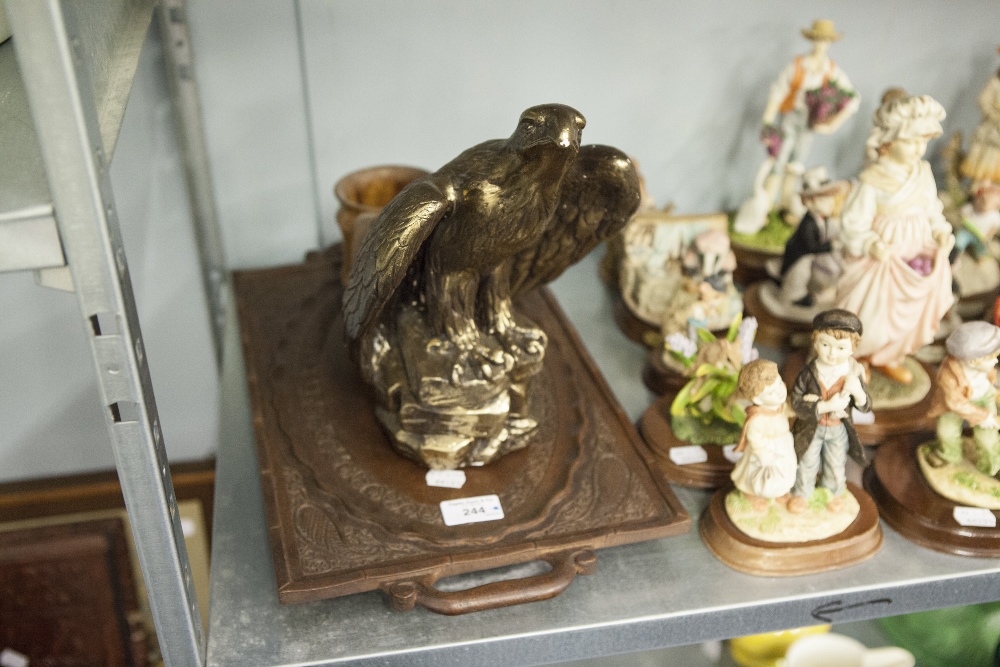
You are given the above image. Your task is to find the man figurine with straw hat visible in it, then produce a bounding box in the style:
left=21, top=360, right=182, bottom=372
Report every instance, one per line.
left=759, top=19, right=859, bottom=215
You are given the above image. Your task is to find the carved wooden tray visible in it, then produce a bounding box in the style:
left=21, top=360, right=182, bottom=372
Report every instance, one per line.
left=864, top=436, right=1000, bottom=558
left=234, top=248, right=690, bottom=614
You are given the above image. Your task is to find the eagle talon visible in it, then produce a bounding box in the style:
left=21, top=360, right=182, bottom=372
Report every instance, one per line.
left=496, top=324, right=548, bottom=364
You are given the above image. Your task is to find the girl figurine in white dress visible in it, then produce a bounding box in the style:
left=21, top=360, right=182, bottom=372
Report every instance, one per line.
left=835, top=94, right=954, bottom=384
left=730, top=360, right=797, bottom=509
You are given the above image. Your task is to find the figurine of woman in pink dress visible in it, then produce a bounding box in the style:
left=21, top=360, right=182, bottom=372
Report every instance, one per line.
left=835, top=94, right=954, bottom=383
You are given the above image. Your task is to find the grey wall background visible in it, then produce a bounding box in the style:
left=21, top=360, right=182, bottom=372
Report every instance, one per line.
left=189, top=1, right=1000, bottom=268
left=2, top=0, right=999, bottom=482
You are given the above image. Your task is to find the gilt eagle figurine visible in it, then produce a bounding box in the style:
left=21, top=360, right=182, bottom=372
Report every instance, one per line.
left=342, top=103, right=641, bottom=356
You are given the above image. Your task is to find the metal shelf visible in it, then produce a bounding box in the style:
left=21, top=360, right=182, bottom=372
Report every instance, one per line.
left=0, top=0, right=150, bottom=272
left=207, top=252, right=1000, bottom=667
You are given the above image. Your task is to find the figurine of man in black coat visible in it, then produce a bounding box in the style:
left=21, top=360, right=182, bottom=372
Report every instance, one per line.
left=778, top=168, right=849, bottom=307
left=788, top=309, right=872, bottom=513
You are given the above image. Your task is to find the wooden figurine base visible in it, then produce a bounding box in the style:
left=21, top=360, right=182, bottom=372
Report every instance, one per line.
left=642, top=349, right=688, bottom=395
left=782, top=350, right=936, bottom=447
left=958, top=289, right=999, bottom=321
left=234, top=247, right=690, bottom=614
left=700, top=483, right=883, bottom=576
left=864, top=437, right=1000, bottom=558
left=639, top=393, right=736, bottom=488
left=743, top=282, right=815, bottom=349
left=732, top=242, right=781, bottom=286
left=613, top=295, right=659, bottom=346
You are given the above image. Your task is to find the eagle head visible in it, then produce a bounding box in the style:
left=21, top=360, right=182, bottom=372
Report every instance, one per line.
left=508, top=104, right=586, bottom=156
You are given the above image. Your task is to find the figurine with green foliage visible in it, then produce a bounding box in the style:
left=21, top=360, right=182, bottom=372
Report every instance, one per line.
left=665, top=315, right=758, bottom=445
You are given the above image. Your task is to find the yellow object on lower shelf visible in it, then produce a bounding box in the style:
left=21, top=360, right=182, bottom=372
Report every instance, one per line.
left=729, top=625, right=831, bottom=667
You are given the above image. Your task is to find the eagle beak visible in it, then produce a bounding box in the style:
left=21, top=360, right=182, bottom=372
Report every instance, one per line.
left=557, top=127, right=581, bottom=149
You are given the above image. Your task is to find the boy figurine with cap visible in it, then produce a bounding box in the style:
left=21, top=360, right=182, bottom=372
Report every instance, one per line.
left=929, top=320, right=1000, bottom=475
left=788, top=309, right=871, bottom=514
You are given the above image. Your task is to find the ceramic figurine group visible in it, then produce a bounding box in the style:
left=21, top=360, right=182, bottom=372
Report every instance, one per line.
left=627, top=28, right=1000, bottom=571
left=723, top=311, right=871, bottom=541
left=736, top=39, right=1000, bottom=565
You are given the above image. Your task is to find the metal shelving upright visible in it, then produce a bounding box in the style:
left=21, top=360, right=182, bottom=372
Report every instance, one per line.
left=1, top=1, right=216, bottom=664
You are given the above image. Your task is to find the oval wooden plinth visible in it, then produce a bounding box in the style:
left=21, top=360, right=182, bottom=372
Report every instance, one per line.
left=699, top=483, right=883, bottom=576
left=732, top=242, right=782, bottom=286
left=639, top=393, right=735, bottom=488
left=642, top=349, right=688, bottom=395
left=743, top=282, right=814, bottom=350
left=864, top=437, right=1000, bottom=558
left=781, top=350, right=936, bottom=447
left=613, top=296, right=659, bottom=347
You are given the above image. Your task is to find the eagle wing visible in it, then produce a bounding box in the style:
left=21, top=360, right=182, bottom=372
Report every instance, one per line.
left=342, top=178, right=452, bottom=339
left=508, top=145, right=641, bottom=295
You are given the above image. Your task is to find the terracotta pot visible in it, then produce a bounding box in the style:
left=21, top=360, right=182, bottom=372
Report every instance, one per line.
left=334, top=165, right=428, bottom=283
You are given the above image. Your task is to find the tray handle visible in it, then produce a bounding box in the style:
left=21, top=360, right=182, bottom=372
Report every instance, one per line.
left=383, top=549, right=597, bottom=615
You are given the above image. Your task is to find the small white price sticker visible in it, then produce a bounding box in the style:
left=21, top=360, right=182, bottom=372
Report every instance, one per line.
left=953, top=506, right=997, bottom=528
left=722, top=444, right=743, bottom=463
left=669, top=444, right=709, bottom=466
left=440, top=495, right=504, bottom=526
left=0, top=648, right=29, bottom=667
left=425, top=469, right=467, bottom=489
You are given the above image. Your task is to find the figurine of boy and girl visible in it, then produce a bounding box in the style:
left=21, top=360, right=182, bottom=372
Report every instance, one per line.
left=731, top=309, right=870, bottom=516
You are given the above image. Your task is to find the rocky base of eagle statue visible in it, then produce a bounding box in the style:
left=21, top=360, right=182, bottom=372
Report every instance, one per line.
left=342, top=104, right=641, bottom=469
